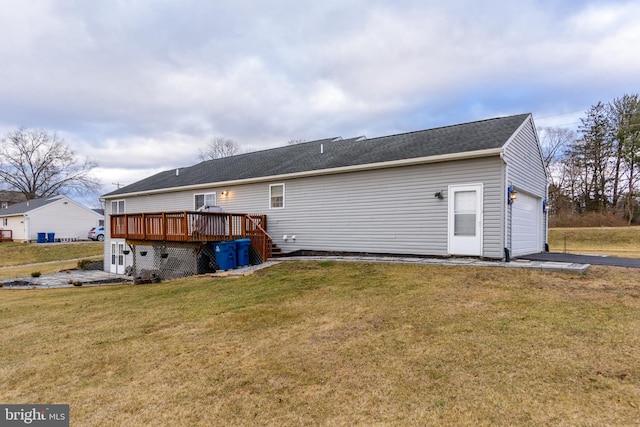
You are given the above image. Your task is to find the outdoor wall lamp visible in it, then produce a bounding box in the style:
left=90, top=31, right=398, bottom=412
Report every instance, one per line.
left=221, top=190, right=228, bottom=197
left=507, top=186, right=518, bottom=204
left=543, top=199, right=550, bottom=213
left=434, top=191, right=444, bottom=200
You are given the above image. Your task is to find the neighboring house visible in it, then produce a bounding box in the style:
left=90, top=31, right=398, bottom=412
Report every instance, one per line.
left=101, top=113, right=548, bottom=276
left=0, top=195, right=104, bottom=242
left=0, top=190, right=27, bottom=210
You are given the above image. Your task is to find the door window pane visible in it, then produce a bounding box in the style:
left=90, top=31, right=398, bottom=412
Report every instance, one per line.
left=454, top=191, right=476, bottom=236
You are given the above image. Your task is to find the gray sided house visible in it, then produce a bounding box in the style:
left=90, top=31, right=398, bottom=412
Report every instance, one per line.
left=101, top=113, right=548, bottom=276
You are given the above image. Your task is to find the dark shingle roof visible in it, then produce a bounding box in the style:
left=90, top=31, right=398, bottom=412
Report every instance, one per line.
left=104, top=113, right=530, bottom=197
left=0, top=196, right=62, bottom=216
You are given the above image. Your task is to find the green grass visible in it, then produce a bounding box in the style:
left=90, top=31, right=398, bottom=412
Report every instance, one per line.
left=1, top=262, right=639, bottom=425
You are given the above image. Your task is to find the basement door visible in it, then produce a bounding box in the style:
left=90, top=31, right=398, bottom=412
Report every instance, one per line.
left=110, top=240, right=126, bottom=274
left=448, top=184, right=483, bottom=256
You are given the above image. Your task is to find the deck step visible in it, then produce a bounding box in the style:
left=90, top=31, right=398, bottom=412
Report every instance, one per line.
left=270, top=242, right=284, bottom=258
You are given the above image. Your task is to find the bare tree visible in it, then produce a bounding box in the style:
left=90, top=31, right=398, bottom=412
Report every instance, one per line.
left=609, top=93, right=640, bottom=224
left=0, top=127, right=100, bottom=200
left=538, top=127, right=574, bottom=170
left=197, top=137, right=240, bottom=161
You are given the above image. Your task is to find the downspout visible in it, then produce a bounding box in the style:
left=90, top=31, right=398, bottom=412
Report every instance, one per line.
left=545, top=181, right=550, bottom=252
left=24, top=214, right=30, bottom=243
left=500, top=150, right=511, bottom=262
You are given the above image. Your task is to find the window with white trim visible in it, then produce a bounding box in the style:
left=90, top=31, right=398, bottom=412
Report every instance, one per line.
left=2, top=218, right=7, bottom=227
left=111, top=200, right=125, bottom=214
left=270, top=184, right=284, bottom=209
left=195, top=193, right=216, bottom=210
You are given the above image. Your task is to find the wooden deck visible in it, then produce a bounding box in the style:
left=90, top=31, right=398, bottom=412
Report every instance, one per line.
left=0, top=230, right=12, bottom=242
left=110, top=211, right=273, bottom=262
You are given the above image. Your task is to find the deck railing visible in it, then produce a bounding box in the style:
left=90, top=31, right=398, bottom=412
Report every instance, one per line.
left=110, top=211, right=272, bottom=261
left=0, top=229, right=12, bottom=242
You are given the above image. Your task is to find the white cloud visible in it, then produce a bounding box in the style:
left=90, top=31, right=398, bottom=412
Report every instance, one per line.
left=0, top=0, right=638, bottom=199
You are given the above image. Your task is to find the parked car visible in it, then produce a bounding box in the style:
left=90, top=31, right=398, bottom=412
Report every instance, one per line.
left=88, top=226, right=105, bottom=241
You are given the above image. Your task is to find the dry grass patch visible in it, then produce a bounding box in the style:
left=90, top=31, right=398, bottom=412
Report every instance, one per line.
left=0, top=242, right=103, bottom=267
left=1, top=262, right=640, bottom=425
left=549, top=226, right=640, bottom=258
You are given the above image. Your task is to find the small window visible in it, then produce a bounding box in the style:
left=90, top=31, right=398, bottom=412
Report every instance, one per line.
left=111, top=200, right=125, bottom=214
left=270, top=184, right=284, bottom=209
left=2, top=218, right=7, bottom=226
left=195, top=193, right=216, bottom=210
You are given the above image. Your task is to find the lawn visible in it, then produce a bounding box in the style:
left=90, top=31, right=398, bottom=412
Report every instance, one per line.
left=0, top=241, right=103, bottom=267
left=549, top=226, right=640, bottom=258
left=0, top=242, right=103, bottom=280
left=1, top=261, right=639, bottom=426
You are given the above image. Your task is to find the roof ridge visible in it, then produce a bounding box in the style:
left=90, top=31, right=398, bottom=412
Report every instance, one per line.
left=362, top=113, right=531, bottom=142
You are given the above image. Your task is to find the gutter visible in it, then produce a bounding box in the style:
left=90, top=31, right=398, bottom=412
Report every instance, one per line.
left=103, top=147, right=504, bottom=199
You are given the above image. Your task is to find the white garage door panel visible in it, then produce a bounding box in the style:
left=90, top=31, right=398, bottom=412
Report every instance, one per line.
left=512, top=193, right=540, bottom=256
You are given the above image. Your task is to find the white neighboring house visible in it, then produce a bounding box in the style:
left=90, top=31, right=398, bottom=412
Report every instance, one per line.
left=0, top=195, right=104, bottom=242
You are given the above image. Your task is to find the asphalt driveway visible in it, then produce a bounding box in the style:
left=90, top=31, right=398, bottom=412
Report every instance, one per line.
left=518, top=252, right=640, bottom=268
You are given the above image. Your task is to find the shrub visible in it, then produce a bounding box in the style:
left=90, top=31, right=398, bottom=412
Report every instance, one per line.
left=31, top=271, right=41, bottom=278
left=77, top=259, right=93, bottom=270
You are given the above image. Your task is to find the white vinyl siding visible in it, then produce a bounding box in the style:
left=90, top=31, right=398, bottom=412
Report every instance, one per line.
left=107, top=156, right=505, bottom=259
left=10, top=198, right=102, bottom=242
left=503, top=116, right=548, bottom=255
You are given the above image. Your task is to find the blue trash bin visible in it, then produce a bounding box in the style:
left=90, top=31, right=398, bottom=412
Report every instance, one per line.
left=47, top=232, right=55, bottom=243
left=236, top=238, right=252, bottom=267
left=37, top=232, right=46, bottom=243
left=214, top=241, right=237, bottom=270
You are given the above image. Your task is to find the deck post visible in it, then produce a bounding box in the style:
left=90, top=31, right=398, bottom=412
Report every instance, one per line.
left=162, top=213, right=167, bottom=241
left=241, top=215, right=247, bottom=237
left=183, top=211, right=188, bottom=241
left=131, top=244, right=137, bottom=285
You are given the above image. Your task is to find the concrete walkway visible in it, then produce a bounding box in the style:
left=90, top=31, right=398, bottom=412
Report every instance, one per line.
left=1, top=254, right=593, bottom=290
left=1, top=270, right=130, bottom=289
left=280, top=255, right=590, bottom=274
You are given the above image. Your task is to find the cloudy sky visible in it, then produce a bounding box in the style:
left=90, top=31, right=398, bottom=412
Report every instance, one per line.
left=0, top=0, right=638, bottom=204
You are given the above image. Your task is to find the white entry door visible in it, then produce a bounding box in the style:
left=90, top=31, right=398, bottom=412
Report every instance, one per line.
left=448, top=184, right=483, bottom=256
left=110, top=240, right=126, bottom=274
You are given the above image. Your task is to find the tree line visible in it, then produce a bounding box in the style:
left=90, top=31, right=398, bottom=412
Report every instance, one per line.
left=541, top=93, right=640, bottom=225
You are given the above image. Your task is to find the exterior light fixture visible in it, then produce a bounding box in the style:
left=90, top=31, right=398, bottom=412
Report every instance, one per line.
left=221, top=190, right=228, bottom=196
left=507, top=186, right=518, bottom=204
left=543, top=200, right=550, bottom=213
left=434, top=191, right=444, bottom=200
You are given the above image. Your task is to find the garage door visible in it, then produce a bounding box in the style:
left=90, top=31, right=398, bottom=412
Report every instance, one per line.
left=512, top=192, right=540, bottom=256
